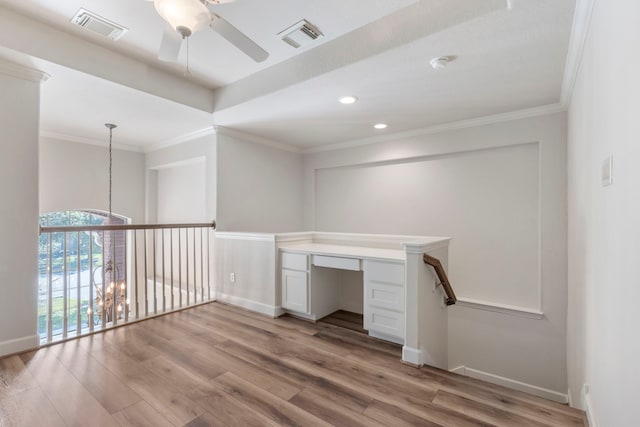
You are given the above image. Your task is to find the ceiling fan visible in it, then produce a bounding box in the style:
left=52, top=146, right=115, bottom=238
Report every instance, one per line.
left=148, top=0, right=269, bottom=63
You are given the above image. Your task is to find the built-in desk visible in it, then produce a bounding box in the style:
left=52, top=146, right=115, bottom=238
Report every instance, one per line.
left=276, top=232, right=451, bottom=368
left=279, top=243, right=407, bottom=343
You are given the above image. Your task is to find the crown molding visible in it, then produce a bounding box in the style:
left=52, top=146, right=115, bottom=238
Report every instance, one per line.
left=148, top=155, right=206, bottom=171
left=143, top=126, right=215, bottom=153
left=215, top=126, right=301, bottom=153
left=560, top=0, right=596, bottom=107
left=40, top=130, right=143, bottom=152
left=303, top=103, right=567, bottom=154
left=0, top=59, right=49, bottom=83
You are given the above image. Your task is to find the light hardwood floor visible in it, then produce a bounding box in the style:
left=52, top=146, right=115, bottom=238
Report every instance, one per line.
left=0, top=302, right=586, bottom=426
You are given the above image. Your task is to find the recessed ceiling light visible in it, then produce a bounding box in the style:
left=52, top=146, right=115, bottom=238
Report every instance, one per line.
left=374, top=123, right=387, bottom=130
left=430, top=56, right=449, bottom=70
left=338, top=96, right=358, bottom=104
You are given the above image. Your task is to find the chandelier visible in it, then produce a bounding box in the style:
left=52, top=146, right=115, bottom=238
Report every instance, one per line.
left=92, top=260, right=128, bottom=323
left=89, top=123, right=128, bottom=324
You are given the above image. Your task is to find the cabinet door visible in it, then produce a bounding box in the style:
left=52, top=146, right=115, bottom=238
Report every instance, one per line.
left=282, top=269, right=308, bottom=313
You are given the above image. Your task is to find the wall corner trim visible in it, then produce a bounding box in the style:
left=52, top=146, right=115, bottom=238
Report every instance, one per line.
left=216, top=126, right=301, bottom=153
left=0, top=334, right=39, bottom=358
left=40, top=130, right=144, bottom=152
left=403, top=239, right=451, bottom=254
left=455, top=297, right=544, bottom=319
left=582, top=385, right=599, bottom=427
left=451, top=365, right=569, bottom=403
left=302, top=103, right=566, bottom=154
left=0, top=59, right=49, bottom=83
left=560, top=0, right=597, bottom=106
left=144, top=126, right=216, bottom=153
left=215, top=231, right=277, bottom=242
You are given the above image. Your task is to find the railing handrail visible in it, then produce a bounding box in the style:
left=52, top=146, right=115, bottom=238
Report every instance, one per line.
left=39, top=220, right=216, bottom=234
left=423, top=253, right=457, bottom=306
left=38, top=218, right=215, bottom=345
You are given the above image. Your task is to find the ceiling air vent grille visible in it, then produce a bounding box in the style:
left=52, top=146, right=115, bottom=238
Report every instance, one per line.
left=278, top=19, right=323, bottom=48
left=70, top=8, right=128, bottom=41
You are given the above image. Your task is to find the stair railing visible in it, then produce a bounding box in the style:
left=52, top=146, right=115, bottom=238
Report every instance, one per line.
left=423, top=253, right=457, bottom=306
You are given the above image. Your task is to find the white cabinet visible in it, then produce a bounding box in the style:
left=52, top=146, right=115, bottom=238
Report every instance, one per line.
left=282, top=269, right=308, bottom=313
left=363, top=260, right=405, bottom=344
left=281, top=252, right=309, bottom=314
left=280, top=250, right=407, bottom=345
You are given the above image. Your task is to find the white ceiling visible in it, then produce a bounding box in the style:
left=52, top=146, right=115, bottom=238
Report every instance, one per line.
left=37, top=61, right=214, bottom=150
left=0, top=0, right=577, bottom=151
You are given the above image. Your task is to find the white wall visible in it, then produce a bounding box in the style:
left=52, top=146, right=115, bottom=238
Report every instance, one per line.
left=39, top=137, right=145, bottom=222
left=315, top=143, right=539, bottom=309
left=216, top=130, right=303, bottom=233
left=0, top=60, right=45, bottom=356
left=304, top=112, right=568, bottom=396
left=215, top=234, right=278, bottom=315
left=146, top=134, right=216, bottom=223
left=567, top=0, right=640, bottom=424
left=156, top=159, right=206, bottom=223
left=145, top=136, right=216, bottom=314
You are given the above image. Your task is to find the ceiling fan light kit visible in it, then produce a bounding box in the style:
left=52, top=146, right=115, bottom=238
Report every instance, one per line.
left=151, top=0, right=269, bottom=63
left=153, top=0, right=210, bottom=37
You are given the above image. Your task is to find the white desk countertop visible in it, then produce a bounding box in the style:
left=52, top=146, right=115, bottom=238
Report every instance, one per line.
left=279, top=243, right=406, bottom=262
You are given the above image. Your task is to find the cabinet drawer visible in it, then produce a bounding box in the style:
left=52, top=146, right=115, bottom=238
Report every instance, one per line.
left=365, top=307, right=404, bottom=340
left=282, top=252, right=308, bottom=271
left=312, top=255, right=360, bottom=271
left=364, top=260, right=404, bottom=285
left=365, top=281, right=404, bottom=312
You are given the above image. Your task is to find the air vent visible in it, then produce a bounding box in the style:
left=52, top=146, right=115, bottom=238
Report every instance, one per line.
left=278, top=19, right=323, bottom=48
left=70, top=8, right=128, bottom=41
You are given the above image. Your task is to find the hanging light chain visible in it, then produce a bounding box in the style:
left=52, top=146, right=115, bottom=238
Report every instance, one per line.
left=105, top=123, right=117, bottom=219
left=185, top=36, right=192, bottom=77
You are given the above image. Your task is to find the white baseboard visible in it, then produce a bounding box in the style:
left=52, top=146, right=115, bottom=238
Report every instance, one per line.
left=402, top=346, right=423, bottom=366
left=568, top=388, right=574, bottom=407
left=216, top=293, right=280, bottom=318
left=450, top=366, right=568, bottom=403
left=0, top=334, right=39, bottom=357
left=582, top=385, right=598, bottom=427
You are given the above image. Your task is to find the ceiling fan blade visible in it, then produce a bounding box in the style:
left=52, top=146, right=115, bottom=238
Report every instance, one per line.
left=208, top=13, right=269, bottom=63
left=158, top=23, right=183, bottom=62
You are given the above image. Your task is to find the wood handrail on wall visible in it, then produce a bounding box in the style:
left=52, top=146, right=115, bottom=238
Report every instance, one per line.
left=423, top=253, right=457, bottom=306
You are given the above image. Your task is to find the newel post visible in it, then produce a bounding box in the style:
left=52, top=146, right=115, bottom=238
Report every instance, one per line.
left=402, top=239, right=451, bottom=369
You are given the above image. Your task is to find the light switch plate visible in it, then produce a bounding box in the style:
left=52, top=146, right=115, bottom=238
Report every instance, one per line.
left=602, top=156, right=613, bottom=187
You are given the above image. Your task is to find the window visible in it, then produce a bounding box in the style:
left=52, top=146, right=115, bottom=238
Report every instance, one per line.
left=38, top=210, right=128, bottom=340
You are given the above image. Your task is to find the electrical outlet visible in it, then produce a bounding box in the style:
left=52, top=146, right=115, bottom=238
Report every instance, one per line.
left=230, top=272, right=236, bottom=283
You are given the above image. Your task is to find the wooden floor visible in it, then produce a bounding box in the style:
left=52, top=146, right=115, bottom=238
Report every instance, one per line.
left=0, top=302, right=586, bottom=427
left=319, top=310, right=366, bottom=334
